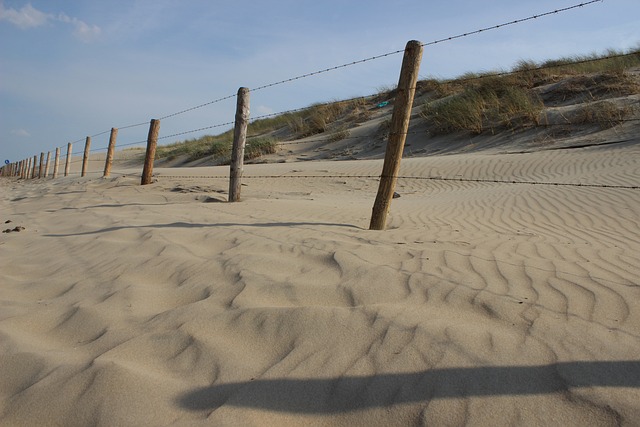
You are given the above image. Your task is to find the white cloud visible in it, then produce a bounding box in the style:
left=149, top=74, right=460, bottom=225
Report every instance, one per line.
left=57, top=12, right=101, bottom=43
left=0, top=2, right=47, bottom=29
left=11, top=129, right=31, bottom=137
left=0, top=2, right=100, bottom=42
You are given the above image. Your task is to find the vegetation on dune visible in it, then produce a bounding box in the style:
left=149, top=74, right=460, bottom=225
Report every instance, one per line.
left=155, top=48, right=639, bottom=163
left=155, top=132, right=277, bottom=164
left=419, top=48, right=639, bottom=135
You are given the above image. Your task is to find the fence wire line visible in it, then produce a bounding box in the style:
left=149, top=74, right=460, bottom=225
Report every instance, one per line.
left=422, top=0, right=603, bottom=48
left=445, top=51, right=640, bottom=84
left=22, top=1, right=605, bottom=163
left=275, top=119, right=639, bottom=147
left=50, top=46, right=638, bottom=159
left=148, top=0, right=602, bottom=123
left=11, top=2, right=616, bottom=165
left=153, top=173, right=638, bottom=190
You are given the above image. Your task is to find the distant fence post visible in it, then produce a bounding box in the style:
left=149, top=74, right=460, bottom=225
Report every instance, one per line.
left=369, top=40, right=423, bottom=230
left=38, top=152, right=44, bottom=178
left=103, top=127, right=119, bottom=177
left=229, top=87, right=250, bottom=202
left=81, top=137, right=91, bottom=177
left=65, top=143, right=72, bottom=176
left=32, top=155, right=37, bottom=179
left=44, top=151, right=51, bottom=178
left=53, top=147, right=61, bottom=179
left=141, top=119, right=160, bottom=185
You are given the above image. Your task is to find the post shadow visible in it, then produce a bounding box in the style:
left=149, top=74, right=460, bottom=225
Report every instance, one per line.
left=176, top=361, right=640, bottom=414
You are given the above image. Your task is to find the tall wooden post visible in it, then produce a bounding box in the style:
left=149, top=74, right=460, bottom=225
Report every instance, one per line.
left=38, top=152, right=45, bottom=178
left=65, top=143, right=72, bottom=177
left=103, top=127, right=118, bottom=177
left=369, top=40, right=423, bottom=230
left=141, top=119, right=160, bottom=185
left=53, top=148, right=61, bottom=179
left=32, top=155, right=37, bottom=179
left=81, top=137, right=91, bottom=177
left=229, top=87, right=250, bottom=202
left=44, top=151, right=51, bottom=178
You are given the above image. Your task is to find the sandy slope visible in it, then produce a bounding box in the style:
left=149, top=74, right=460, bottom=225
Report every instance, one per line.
left=1, top=143, right=639, bottom=426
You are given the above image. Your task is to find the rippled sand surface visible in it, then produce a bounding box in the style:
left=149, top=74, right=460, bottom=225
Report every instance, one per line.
left=1, top=144, right=639, bottom=426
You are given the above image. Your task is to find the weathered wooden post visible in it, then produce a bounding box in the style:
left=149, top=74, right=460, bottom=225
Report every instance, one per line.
left=38, top=152, right=45, bottom=178
left=44, top=151, right=51, bottom=178
left=103, top=127, right=119, bottom=177
left=141, top=119, right=160, bottom=185
left=65, top=143, right=72, bottom=177
left=32, top=155, right=37, bottom=179
left=229, top=87, right=250, bottom=202
left=369, top=40, right=423, bottom=230
left=81, top=137, right=91, bottom=177
left=53, top=148, right=61, bottom=179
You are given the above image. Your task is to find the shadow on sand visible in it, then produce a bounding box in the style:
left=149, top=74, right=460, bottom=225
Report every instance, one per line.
left=176, top=361, right=640, bottom=413
left=44, top=221, right=362, bottom=237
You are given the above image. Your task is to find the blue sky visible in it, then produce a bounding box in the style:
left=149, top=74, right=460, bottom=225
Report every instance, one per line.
left=1, top=0, right=639, bottom=164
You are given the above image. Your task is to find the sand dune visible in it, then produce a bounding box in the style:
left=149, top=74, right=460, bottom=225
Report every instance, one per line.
left=1, top=143, right=639, bottom=426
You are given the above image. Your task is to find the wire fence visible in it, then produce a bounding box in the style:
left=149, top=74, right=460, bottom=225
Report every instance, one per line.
left=4, top=0, right=639, bottom=196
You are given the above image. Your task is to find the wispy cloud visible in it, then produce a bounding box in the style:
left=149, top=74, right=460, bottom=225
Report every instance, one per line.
left=0, top=2, right=47, bottom=28
left=11, top=129, right=31, bottom=137
left=0, top=2, right=100, bottom=42
left=57, top=12, right=101, bottom=43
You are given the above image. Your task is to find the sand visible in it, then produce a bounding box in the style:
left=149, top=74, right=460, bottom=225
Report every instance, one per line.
left=1, top=143, right=639, bottom=426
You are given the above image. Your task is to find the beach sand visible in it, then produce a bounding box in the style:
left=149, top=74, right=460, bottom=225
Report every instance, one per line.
left=1, top=143, right=639, bottom=426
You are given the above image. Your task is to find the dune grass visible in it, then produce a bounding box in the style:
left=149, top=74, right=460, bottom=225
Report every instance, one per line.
left=419, top=48, right=639, bottom=135
left=157, top=48, right=639, bottom=162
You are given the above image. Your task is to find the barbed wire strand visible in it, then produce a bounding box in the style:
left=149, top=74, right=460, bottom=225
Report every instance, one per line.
left=422, top=1, right=603, bottom=48
left=56, top=47, right=638, bottom=158
left=19, top=1, right=608, bottom=163
left=151, top=0, right=603, bottom=123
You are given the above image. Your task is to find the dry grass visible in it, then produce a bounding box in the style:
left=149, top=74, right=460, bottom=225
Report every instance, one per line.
left=573, top=101, right=635, bottom=129
left=155, top=133, right=277, bottom=164
left=421, top=78, right=544, bottom=135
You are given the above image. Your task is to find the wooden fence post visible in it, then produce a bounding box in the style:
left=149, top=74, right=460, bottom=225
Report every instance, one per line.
left=32, top=155, right=37, bottom=179
left=103, top=127, right=119, bottom=177
left=141, top=119, right=160, bottom=185
left=38, top=152, right=45, bottom=178
left=229, top=87, right=250, bottom=202
left=81, top=137, right=91, bottom=177
left=53, top=148, right=61, bottom=179
left=369, top=40, right=423, bottom=230
left=44, top=151, right=51, bottom=178
left=65, top=143, right=72, bottom=177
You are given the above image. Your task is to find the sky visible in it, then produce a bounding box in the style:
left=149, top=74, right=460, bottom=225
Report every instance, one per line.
left=1, top=0, right=639, bottom=164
